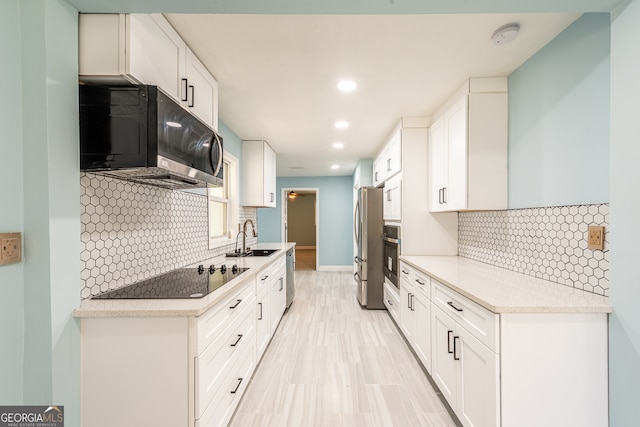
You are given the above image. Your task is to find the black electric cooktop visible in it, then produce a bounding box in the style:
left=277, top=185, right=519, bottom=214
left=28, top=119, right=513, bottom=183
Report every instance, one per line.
left=92, top=264, right=249, bottom=300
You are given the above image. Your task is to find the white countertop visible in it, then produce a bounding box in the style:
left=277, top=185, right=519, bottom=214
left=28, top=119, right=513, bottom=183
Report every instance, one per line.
left=74, top=243, right=295, bottom=318
left=400, top=255, right=611, bottom=314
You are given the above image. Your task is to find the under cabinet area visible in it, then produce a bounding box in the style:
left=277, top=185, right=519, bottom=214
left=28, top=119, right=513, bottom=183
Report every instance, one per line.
left=428, top=78, right=507, bottom=212
left=241, top=140, right=277, bottom=208
left=79, top=13, right=219, bottom=130
left=394, top=256, right=610, bottom=427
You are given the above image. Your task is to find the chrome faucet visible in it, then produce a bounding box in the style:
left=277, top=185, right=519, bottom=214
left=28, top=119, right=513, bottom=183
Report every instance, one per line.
left=241, top=219, right=257, bottom=254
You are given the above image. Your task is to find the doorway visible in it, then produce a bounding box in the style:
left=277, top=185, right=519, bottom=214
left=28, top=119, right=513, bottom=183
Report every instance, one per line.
left=282, top=188, right=319, bottom=270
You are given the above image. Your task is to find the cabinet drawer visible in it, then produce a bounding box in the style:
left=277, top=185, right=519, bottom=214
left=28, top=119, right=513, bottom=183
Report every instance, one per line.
left=400, top=262, right=431, bottom=299
left=194, top=299, right=255, bottom=418
left=195, top=279, right=254, bottom=354
left=196, top=334, right=256, bottom=427
left=384, top=280, right=400, bottom=322
left=256, top=264, right=275, bottom=293
left=432, top=281, right=499, bottom=352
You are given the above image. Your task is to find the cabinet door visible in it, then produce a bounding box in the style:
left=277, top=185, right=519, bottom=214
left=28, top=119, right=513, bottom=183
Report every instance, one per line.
left=399, top=280, right=414, bottom=342
left=431, top=306, right=457, bottom=410
left=413, top=293, right=431, bottom=374
left=383, top=175, right=401, bottom=221
left=373, top=153, right=384, bottom=186
left=428, top=117, right=447, bottom=212
left=263, top=144, right=277, bottom=207
left=127, top=14, right=186, bottom=102
left=256, top=288, right=271, bottom=359
left=444, top=95, right=468, bottom=211
left=270, top=276, right=286, bottom=333
left=385, top=132, right=401, bottom=178
left=456, top=325, right=500, bottom=427
left=185, top=48, right=219, bottom=130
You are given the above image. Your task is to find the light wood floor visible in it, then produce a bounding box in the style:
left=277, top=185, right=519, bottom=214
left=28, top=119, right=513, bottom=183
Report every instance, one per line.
left=230, top=270, right=457, bottom=427
left=295, top=248, right=316, bottom=271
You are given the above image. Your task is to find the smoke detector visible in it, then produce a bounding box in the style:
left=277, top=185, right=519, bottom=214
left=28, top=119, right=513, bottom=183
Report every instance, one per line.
left=492, top=23, right=520, bottom=46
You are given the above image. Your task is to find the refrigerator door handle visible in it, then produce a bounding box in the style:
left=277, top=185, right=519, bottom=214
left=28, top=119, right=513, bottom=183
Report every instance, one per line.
left=354, top=200, right=360, bottom=244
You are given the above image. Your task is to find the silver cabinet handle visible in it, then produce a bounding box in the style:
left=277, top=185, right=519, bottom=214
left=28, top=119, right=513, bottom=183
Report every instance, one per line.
left=401, top=269, right=409, bottom=275
left=415, top=278, right=425, bottom=286
left=387, top=299, right=393, bottom=306
left=258, top=302, right=263, bottom=320
left=229, top=299, right=242, bottom=309
left=261, top=275, right=269, bottom=281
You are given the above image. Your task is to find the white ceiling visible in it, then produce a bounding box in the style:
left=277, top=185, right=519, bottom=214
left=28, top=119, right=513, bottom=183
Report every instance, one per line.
left=164, top=13, right=580, bottom=176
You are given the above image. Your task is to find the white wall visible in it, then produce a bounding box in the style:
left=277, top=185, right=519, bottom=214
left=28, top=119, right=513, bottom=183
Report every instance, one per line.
left=609, top=1, right=640, bottom=423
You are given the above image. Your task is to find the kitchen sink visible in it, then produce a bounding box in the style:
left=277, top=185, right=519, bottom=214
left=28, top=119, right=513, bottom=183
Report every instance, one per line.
left=226, top=249, right=278, bottom=257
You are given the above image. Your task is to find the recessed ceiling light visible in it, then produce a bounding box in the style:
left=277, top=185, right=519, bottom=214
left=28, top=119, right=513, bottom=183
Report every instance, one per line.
left=334, top=121, right=349, bottom=129
left=332, top=142, right=344, bottom=149
left=331, top=164, right=340, bottom=170
left=337, top=80, right=357, bottom=92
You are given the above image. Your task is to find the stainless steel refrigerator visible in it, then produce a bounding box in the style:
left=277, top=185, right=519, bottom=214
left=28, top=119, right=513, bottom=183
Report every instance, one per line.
left=354, top=186, right=384, bottom=309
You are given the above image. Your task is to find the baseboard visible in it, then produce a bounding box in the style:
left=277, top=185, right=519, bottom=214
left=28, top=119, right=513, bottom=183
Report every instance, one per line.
left=316, top=265, right=353, bottom=272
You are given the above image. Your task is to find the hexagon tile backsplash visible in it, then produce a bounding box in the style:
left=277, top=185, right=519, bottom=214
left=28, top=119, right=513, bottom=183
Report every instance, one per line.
left=459, top=204, right=609, bottom=296
left=80, top=173, right=257, bottom=299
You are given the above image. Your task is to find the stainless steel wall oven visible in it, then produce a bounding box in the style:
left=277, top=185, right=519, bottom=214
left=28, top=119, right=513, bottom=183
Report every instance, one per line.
left=382, top=225, right=400, bottom=288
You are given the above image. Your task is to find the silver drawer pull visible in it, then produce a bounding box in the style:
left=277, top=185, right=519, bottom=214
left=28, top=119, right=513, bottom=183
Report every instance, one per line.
left=401, top=269, right=409, bottom=275
left=229, top=299, right=242, bottom=309
left=261, top=275, right=269, bottom=281
left=415, top=279, right=425, bottom=285
left=230, top=378, right=243, bottom=394
left=447, top=301, right=463, bottom=312
left=230, top=334, right=243, bottom=347
left=387, top=299, right=393, bottom=306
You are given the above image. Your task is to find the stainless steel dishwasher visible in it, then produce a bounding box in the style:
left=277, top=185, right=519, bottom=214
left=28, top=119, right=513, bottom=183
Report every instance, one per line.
left=286, top=247, right=295, bottom=309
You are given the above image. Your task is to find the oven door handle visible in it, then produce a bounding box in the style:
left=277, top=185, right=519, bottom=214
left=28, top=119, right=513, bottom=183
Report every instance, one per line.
left=382, top=236, right=401, bottom=244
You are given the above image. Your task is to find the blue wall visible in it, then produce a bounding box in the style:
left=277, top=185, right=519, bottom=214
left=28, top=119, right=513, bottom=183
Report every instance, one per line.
left=609, top=1, right=640, bottom=423
left=508, top=13, right=610, bottom=208
left=0, top=0, right=25, bottom=405
left=257, top=176, right=353, bottom=267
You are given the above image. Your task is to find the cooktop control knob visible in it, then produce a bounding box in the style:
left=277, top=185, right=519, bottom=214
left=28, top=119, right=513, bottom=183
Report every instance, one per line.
left=232, top=264, right=238, bottom=273
left=220, top=265, right=227, bottom=274
left=209, top=265, right=216, bottom=274
left=197, top=264, right=205, bottom=274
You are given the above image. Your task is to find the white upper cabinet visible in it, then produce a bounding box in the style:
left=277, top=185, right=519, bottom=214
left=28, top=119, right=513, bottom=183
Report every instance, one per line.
left=241, top=140, right=277, bottom=208
left=184, top=48, right=219, bottom=130
left=373, top=128, right=402, bottom=186
left=383, top=174, right=402, bottom=221
left=79, top=14, right=219, bottom=130
left=428, top=77, right=508, bottom=212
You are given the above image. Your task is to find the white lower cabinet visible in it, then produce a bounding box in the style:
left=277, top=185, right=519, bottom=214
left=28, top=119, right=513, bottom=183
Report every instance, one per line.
left=256, top=283, right=271, bottom=358
left=399, top=262, right=432, bottom=373
left=80, top=252, right=292, bottom=427
left=431, top=305, right=499, bottom=427
left=396, top=260, right=608, bottom=427
left=383, top=280, right=400, bottom=322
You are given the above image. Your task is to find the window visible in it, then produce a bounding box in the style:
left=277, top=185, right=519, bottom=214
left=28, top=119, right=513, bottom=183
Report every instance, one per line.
left=208, top=152, right=239, bottom=249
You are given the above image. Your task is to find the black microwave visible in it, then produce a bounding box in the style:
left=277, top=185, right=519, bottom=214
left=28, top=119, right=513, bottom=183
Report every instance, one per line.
left=79, top=84, right=223, bottom=189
